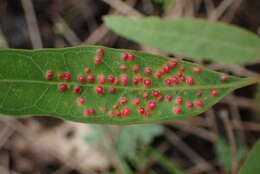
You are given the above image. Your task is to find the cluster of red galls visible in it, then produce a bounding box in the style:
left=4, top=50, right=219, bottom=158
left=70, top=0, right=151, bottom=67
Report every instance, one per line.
left=44, top=47, right=226, bottom=118
left=108, top=88, right=220, bottom=118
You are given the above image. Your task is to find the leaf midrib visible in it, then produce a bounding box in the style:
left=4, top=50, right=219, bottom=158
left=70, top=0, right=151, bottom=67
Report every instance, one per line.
left=0, top=78, right=253, bottom=91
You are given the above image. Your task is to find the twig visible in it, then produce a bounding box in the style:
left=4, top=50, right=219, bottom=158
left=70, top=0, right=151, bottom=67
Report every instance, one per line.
left=176, top=116, right=260, bottom=133
left=219, top=110, right=238, bottom=174
left=164, top=0, right=185, bottom=19
left=0, top=123, right=14, bottom=149
left=142, top=0, right=154, bottom=15
left=101, top=0, right=144, bottom=17
left=204, top=0, right=215, bottom=17
left=187, top=163, right=215, bottom=174
left=209, top=0, right=236, bottom=21
left=234, top=121, right=260, bottom=132
left=205, top=108, right=219, bottom=137
left=76, top=1, right=98, bottom=33
left=82, top=23, right=109, bottom=45
left=166, top=121, right=218, bottom=142
left=222, top=96, right=257, bottom=111
left=173, top=114, right=260, bottom=133
left=83, top=0, right=139, bottom=45
left=165, top=130, right=217, bottom=174
left=184, top=0, right=195, bottom=18
left=82, top=6, right=116, bottom=45
left=54, top=15, right=81, bottom=46
left=172, top=117, right=209, bottom=128
left=193, top=0, right=203, bottom=16
left=222, top=0, right=243, bottom=22
left=141, top=46, right=167, bottom=56
left=226, top=95, right=247, bottom=144
left=21, top=0, right=43, bottom=49
left=208, top=64, right=259, bottom=77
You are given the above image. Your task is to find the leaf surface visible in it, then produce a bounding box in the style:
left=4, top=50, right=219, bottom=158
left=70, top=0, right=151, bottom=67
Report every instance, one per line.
left=0, top=46, right=256, bottom=124
left=239, top=140, right=260, bottom=174
left=105, top=16, right=260, bottom=64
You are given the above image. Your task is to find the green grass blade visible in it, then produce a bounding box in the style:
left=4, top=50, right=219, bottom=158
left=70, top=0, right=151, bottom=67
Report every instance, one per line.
left=239, top=140, right=260, bottom=174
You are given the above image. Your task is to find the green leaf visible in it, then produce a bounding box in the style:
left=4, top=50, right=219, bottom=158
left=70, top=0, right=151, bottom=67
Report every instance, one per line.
left=117, top=124, right=163, bottom=159
left=0, top=46, right=258, bottom=125
left=239, top=140, right=260, bottom=174
left=215, top=137, right=247, bottom=172
left=105, top=16, right=260, bottom=64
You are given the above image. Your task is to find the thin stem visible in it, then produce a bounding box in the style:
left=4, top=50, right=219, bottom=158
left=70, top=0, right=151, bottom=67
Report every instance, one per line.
left=21, top=0, right=43, bottom=49
left=220, top=110, right=238, bottom=174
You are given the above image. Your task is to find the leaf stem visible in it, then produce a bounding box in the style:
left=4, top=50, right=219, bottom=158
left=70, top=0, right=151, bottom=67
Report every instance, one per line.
left=240, top=75, right=260, bottom=87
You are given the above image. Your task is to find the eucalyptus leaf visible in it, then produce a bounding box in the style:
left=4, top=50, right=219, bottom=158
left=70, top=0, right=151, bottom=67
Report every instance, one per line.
left=0, top=46, right=258, bottom=124
left=105, top=16, right=260, bottom=64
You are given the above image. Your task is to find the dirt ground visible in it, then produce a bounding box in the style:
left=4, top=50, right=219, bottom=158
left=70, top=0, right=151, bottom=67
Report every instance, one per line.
left=0, top=0, right=260, bottom=174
